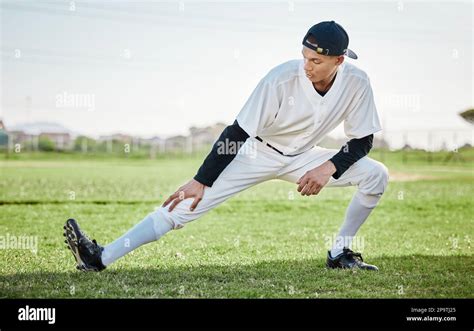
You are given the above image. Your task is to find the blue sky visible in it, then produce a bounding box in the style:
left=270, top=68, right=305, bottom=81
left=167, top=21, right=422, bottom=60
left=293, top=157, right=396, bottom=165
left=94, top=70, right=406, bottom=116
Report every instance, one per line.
left=1, top=0, right=472, bottom=149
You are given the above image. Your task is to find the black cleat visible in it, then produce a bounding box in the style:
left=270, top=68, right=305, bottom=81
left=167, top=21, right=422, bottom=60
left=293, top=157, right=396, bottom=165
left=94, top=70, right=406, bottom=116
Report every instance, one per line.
left=326, top=248, right=379, bottom=271
left=63, top=218, right=106, bottom=272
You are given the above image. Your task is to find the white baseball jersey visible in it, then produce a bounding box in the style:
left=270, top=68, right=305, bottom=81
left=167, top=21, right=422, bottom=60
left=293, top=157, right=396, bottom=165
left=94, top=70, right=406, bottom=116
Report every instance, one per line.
left=236, top=59, right=382, bottom=156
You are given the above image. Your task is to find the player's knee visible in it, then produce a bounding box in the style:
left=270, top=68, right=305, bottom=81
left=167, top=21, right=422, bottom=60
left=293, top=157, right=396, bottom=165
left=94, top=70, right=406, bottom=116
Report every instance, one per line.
left=152, top=204, right=203, bottom=231
left=375, top=162, right=389, bottom=191
left=360, top=161, right=389, bottom=196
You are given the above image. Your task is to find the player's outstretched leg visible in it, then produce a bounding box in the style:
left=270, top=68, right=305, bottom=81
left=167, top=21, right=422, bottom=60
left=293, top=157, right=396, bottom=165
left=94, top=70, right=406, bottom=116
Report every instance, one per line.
left=62, top=139, right=280, bottom=272
left=63, top=212, right=173, bottom=272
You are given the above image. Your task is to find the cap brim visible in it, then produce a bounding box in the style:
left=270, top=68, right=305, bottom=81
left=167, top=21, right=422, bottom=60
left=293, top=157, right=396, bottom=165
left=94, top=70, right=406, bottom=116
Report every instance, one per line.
left=346, top=48, right=358, bottom=59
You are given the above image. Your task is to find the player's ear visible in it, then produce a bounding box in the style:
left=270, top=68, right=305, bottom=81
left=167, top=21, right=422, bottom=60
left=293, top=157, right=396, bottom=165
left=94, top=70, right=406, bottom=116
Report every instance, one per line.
left=335, top=55, right=345, bottom=66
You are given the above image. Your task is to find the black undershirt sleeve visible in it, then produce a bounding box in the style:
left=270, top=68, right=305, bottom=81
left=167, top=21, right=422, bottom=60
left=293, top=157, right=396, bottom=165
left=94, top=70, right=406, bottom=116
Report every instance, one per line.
left=193, top=120, right=250, bottom=187
left=329, top=134, right=374, bottom=179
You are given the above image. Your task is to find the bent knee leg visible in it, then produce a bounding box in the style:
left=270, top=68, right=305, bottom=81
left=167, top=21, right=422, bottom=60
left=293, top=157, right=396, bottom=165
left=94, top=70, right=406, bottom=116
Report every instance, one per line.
left=359, top=161, right=389, bottom=197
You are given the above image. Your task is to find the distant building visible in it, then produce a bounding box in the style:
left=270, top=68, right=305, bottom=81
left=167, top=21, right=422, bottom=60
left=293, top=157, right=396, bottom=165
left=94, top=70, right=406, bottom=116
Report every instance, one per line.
left=189, top=126, right=214, bottom=145
left=39, top=132, right=71, bottom=150
left=188, top=122, right=227, bottom=151
left=98, top=133, right=133, bottom=143
left=165, top=135, right=187, bottom=151
left=7, top=122, right=72, bottom=150
left=8, top=130, right=34, bottom=146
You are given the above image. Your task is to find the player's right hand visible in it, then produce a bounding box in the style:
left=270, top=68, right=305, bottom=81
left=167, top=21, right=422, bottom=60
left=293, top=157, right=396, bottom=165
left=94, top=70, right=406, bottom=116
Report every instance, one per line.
left=162, top=179, right=207, bottom=212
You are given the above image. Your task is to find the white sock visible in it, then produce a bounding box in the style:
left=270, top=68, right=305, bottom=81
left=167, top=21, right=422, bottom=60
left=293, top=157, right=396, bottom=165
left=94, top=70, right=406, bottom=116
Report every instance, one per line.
left=330, top=191, right=381, bottom=258
left=101, top=213, right=173, bottom=266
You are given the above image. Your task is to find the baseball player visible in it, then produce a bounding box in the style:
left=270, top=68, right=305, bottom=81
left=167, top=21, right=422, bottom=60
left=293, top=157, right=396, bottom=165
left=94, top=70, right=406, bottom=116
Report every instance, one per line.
left=64, top=21, right=388, bottom=272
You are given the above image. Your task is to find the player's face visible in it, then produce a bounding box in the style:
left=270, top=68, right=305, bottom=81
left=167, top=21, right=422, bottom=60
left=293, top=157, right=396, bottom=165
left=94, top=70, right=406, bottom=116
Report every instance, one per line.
left=302, top=46, right=343, bottom=84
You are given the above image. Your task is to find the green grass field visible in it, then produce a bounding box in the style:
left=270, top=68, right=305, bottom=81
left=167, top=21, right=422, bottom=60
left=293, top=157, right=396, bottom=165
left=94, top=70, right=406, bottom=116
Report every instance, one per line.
left=0, top=150, right=473, bottom=298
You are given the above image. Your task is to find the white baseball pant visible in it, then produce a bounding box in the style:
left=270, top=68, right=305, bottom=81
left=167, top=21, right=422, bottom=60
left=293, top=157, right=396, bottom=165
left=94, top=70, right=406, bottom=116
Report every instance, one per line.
left=149, top=137, right=389, bottom=233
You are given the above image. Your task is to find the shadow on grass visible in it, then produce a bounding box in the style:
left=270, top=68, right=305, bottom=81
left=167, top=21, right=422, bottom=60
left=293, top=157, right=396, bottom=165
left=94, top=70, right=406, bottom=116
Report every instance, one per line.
left=0, top=255, right=472, bottom=298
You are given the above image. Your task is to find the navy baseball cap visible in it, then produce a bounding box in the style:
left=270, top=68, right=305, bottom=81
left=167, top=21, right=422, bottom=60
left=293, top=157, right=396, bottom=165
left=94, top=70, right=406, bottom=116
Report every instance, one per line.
left=302, top=21, right=358, bottom=59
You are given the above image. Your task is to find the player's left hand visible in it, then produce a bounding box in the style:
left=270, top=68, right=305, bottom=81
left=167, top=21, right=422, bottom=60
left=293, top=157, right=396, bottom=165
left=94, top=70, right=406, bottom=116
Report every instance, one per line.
left=296, top=160, right=337, bottom=196
left=162, top=179, right=207, bottom=212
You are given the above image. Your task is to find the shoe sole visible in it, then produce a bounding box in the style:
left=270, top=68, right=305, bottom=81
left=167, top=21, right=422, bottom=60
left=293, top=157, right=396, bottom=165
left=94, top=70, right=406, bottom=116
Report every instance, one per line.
left=326, top=263, right=379, bottom=271
left=63, top=219, right=98, bottom=272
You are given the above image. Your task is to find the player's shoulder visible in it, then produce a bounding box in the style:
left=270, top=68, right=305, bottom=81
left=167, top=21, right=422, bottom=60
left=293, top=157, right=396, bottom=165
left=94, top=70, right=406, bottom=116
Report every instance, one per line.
left=261, top=59, right=302, bottom=86
left=340, top=61, right=371, bottom=88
